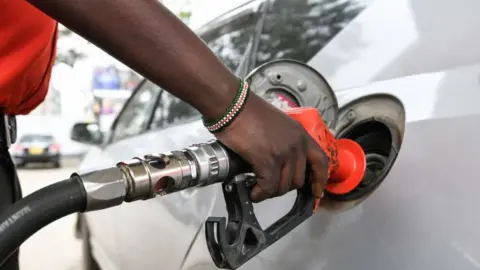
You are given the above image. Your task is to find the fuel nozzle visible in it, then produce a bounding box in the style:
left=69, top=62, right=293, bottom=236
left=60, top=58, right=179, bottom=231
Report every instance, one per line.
left=285, top=107, right=367, bottom=195
left=205, top=108, right=368, bottom=269
left=75, top=106, right=368, bottom=270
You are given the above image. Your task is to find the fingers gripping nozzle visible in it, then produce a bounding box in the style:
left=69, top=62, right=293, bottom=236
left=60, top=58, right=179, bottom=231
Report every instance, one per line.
left=285, top=107, right=367, bottom=195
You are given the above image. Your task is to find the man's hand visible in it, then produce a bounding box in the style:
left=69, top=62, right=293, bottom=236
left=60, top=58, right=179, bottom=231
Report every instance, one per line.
left=215, top=93, right=329, bottom=203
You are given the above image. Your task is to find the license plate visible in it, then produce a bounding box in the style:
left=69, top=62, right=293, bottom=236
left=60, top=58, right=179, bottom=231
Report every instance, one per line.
left=29, top=147, right=43, bottom=155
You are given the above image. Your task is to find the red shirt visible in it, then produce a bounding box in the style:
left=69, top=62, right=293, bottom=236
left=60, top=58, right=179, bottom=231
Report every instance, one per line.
left=0, top=1, right=57, bottom=115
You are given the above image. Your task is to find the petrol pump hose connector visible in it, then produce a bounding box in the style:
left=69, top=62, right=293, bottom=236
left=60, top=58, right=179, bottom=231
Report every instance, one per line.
left=77, top=140, right=249, bottom=212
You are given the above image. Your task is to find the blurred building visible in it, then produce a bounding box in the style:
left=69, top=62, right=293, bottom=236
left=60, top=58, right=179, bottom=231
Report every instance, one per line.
left=33, top=0, right=196, bottom=145
left=32, top=86, right=61, bottom=116
left=40, top=0, right=230, bottom=120
left=32, top=63, right=90, bottom=117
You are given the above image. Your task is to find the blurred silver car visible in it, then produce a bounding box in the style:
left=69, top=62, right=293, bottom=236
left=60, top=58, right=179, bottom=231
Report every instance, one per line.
left=11, top=134, right=61, bottom=168
left=71, top=0, right=480, bottom=269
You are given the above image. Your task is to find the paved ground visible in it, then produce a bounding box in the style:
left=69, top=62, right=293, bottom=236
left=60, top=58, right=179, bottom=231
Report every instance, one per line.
left=17, top=159, right=83, bottom=270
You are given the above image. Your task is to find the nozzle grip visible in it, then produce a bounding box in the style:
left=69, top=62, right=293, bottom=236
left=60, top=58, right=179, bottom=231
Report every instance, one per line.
left=221, top=144, right=252, bottom=178
left=205, top=175, right=314, bottom=269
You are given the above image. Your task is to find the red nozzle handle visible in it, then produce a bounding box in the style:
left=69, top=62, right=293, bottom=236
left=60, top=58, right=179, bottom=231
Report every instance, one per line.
left=284, top=107, right=366, bottom=195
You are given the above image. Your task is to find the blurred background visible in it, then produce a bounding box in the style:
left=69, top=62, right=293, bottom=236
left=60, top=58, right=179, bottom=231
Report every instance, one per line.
left=18, top=0, right=195, bottom=158
left=16, top=1, right=202, bottom=269
left=16, top=0, right=249, bottom=157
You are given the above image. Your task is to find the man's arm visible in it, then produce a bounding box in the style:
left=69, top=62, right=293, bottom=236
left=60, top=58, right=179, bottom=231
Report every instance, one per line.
left=27, top=0, right=330, bottom=203
left=27, top=0, right=237, bottom=120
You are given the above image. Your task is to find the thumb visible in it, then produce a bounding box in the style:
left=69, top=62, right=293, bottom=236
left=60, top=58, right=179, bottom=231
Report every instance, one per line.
left=250, top=183, right=269, bottom=203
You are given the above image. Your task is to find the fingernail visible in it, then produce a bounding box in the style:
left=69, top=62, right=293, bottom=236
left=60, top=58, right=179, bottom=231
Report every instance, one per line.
left=250, top=185, right=266, bottom=202
left=314, top=182, right=324, bottom=197
left=313, top=198, right=320, bottom=213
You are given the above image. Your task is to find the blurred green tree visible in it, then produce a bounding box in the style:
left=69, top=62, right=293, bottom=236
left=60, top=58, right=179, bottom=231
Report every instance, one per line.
left=178, top=10, right=192, bottom=24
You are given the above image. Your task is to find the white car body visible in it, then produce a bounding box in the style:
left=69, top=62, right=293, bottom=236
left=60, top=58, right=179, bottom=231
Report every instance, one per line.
left=74, top=0, right=480, bottom=269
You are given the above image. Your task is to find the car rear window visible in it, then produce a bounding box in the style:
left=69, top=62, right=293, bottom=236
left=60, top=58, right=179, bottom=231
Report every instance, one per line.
left=19, top=135, right=54, bottom=143
left=256, top=0, right=372, bottom=66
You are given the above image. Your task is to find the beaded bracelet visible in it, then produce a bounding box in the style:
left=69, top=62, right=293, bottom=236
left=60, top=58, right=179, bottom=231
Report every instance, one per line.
left=202, top=78, right=250, bottom=133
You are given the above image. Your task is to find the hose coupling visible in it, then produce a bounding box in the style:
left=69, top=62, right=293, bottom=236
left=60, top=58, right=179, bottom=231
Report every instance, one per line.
left=78, top=141, right=232, bottom=211
left=118, top=140, right=231, bottom=202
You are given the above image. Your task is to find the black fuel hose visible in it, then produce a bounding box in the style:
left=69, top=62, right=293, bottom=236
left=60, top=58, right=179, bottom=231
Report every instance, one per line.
left=0, top=175, right=87, bottom=266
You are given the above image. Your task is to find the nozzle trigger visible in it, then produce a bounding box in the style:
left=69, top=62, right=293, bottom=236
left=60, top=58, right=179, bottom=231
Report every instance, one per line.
left=205, top=174, right=315, bottom=269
